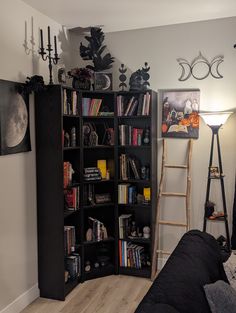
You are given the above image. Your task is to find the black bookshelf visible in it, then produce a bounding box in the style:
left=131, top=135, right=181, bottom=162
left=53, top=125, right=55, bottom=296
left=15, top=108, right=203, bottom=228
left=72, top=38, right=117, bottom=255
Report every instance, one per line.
left=35, top=86, right=157, bottom=300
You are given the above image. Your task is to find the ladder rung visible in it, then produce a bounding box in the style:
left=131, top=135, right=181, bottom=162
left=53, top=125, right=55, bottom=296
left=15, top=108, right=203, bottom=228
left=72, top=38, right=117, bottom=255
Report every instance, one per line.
left=165, top=164, right=188, bottom=169
left=158, top=220, right=187, bottom=227
left=156, top=250, right=172, bottom=255
left=161, top=192, right=187, bottom=197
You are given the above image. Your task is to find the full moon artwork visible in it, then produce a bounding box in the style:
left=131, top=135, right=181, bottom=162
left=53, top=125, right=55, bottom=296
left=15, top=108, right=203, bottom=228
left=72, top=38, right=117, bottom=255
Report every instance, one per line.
left=0, top=80, right=31, bottom=155
left=5, top=93, right=28, bottom=147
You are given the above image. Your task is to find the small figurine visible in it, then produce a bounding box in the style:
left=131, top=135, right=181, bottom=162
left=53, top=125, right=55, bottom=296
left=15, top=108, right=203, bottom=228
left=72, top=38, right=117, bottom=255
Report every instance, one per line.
left=86, top=228, right=93, bottom=241
left=85, top=261, right=91, bottom=272
left=143, top=226, right=151, bottom=239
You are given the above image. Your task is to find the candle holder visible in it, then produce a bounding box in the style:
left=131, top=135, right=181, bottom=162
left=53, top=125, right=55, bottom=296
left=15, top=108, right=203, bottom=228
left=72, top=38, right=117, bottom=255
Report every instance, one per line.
left=39, top=26, right=59, bottom=85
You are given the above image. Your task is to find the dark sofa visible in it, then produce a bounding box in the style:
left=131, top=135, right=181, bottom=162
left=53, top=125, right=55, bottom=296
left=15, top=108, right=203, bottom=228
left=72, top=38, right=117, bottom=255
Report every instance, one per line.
left=135, top=230, right=229, bottom=313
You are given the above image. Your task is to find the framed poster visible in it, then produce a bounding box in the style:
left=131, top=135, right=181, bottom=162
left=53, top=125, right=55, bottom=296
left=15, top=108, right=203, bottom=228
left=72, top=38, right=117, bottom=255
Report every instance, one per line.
left=161, top=89, right=200, bottom=139
left=94, top=72, right=112, bottom=91
left=0, top=79, right=31, bottom=155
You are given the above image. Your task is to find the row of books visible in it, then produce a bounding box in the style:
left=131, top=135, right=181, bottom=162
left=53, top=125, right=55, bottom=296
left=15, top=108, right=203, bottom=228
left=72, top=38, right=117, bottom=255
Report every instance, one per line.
left=64, top=225, right=76, bottom=256
left=120, top=154, right=140, bottom=180
left=65, top=253, right=81, bottom=281
left=64, top=186, right=80, bottom=211
left=119, top=125, right=144, bottom=146
left=88, top=217, right=107, bottom=241
left=118, top=184, right=137, bottom=204
left=117, top=92, right=151, bottom=116
left=82, top=97, right=102, bottom=116
left=119, top=240, right=145, bottom=268
left=63, top=89, right=78, bottom=115
left=64, top=162, right=74, bottom=188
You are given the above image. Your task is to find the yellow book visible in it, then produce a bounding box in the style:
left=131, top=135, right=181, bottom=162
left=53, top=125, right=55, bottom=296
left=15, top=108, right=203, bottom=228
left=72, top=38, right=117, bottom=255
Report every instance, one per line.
left=97, top=160, right=107, bottom=179
left=143, top=187, right=151, bottom=201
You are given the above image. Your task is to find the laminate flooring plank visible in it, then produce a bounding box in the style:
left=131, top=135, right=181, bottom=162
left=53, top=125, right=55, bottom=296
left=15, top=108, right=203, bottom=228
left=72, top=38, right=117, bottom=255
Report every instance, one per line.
left=20, top=275, right=152, bottom=313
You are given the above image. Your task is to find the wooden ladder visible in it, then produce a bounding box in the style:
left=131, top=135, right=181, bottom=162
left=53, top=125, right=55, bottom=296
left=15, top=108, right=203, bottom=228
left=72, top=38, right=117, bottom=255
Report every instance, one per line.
left=151, top=139, right=193, bottom=280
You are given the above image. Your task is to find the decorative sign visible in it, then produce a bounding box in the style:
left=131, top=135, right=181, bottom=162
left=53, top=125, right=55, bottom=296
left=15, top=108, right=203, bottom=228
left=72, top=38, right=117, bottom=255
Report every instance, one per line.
left=177, top=52, right=224, bottom=81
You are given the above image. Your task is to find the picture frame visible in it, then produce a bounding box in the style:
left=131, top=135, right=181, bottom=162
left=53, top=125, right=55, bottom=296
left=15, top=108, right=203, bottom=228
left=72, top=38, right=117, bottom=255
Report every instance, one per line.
left=161, top=89, right=200, bottom=139
left=0, top=79, right=31, bottom=155
left=94, top=72, right=112, bottom=91
left=209, top=166, right=220, bottom=178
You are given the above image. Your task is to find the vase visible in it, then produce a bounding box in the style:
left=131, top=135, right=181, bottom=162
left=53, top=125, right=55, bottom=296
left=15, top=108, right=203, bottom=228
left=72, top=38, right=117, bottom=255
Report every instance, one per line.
left=72, top=77, right=91, bottom=90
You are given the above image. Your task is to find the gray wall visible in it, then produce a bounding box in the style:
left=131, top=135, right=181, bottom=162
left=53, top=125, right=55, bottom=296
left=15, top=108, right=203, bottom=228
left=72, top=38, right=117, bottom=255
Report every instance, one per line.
left=73, top=18, right=236, bottom=252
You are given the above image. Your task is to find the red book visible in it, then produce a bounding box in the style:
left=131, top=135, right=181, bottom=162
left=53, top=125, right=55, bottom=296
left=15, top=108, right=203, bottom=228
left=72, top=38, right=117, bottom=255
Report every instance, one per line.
left=132, top=128, right=138, bottom=146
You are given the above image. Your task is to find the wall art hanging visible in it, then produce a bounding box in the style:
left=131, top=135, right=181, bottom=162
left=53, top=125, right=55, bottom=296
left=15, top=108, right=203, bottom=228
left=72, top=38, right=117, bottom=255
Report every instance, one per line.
left=177, top=52, right=224, bottom=81
left=161, top=89, right=200, bottom=139
left=0, top=79, right=31, bottom=155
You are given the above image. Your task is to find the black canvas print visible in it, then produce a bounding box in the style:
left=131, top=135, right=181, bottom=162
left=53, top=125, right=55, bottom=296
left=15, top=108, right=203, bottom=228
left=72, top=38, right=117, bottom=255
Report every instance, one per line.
left=0, top=79, right=31, bottom=155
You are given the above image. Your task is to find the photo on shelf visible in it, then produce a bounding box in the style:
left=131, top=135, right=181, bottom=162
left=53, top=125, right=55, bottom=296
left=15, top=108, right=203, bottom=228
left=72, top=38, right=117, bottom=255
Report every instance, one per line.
left=94, top=72, right=113, bottom=91
left=161, top=89, right=200, bottom=139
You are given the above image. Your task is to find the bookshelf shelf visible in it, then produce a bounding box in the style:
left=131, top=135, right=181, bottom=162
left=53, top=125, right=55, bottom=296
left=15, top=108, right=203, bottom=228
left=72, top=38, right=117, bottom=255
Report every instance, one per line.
left=83, top=203, right=115, bottom=209
left=83, top=145, right=114, bottom=149
left=119, top=267, right=151, bottom=278
left=84, top=264, right=115, bottom=280
left=118, top=145, right=151, bottom=149
left=83, top=179, right=115, bottom=184
left=35, top=86, right=157, bottom=300
left=64, top=210, right=79, bottom=218
left=83, top=237, right=115, bottom=245
left=63, top=146, right=80, bottom=151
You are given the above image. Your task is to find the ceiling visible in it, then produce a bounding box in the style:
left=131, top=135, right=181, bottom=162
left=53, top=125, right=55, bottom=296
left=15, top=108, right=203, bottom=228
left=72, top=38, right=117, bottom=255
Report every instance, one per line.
left=22, top=0, right=236, bottom=33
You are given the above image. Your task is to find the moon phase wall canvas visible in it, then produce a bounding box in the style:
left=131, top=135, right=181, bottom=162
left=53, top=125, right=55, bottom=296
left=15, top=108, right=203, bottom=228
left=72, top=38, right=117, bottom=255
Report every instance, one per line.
left=0, top=79, right=31, bottom=155
left=94, top=72, right=112, bottom=91
left=161, top=89, right=200, bottom=139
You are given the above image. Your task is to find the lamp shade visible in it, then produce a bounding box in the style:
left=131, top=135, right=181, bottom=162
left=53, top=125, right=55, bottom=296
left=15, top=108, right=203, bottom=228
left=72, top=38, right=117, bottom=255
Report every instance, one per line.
left=200, top=111, right=233, bottom=126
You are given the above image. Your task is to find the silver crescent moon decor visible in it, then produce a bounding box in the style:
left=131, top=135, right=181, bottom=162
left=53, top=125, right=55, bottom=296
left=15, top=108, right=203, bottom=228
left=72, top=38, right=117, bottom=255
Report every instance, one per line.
left=177, top=52, right=224, bottom=81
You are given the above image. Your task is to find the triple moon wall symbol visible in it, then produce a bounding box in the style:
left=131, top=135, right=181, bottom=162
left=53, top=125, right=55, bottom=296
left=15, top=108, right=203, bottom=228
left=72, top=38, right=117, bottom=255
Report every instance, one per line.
left=177, top=52, right=224, bottom=81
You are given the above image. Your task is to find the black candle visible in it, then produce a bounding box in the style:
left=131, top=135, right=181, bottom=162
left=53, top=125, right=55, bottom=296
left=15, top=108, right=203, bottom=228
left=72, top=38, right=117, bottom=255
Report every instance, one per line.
left=54, top=35, right=57, bottom=54
left=48, top=26, right=51, bottom=46
left=40, top=29, right=44, bottom=49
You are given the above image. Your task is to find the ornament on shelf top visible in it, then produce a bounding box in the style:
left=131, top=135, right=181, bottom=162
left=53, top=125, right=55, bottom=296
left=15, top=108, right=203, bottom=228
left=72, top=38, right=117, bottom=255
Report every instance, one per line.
left=128, top=62, right=150, bottom=91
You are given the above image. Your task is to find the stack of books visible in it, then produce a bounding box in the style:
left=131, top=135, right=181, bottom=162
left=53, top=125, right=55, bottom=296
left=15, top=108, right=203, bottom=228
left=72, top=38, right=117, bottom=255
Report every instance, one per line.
left=119, top=240, right=145, bottom=268
left=64, top=162, right=74, bottom=188
left=118, top=184, right=137, bottom=204
left=63, top=89, right=78, bottom=115
left=82, top=97, right=102, bottom=116
left=119, top=125, right=144, bottom=146
left=88, top=217, right=107, bottom=241
left=117, top=92, right=150, bottom=116
left=64, top=186, right=80, bottom=211
left=65, top=253, right=81, bottom=281
left=64, top=225, right=76, bottom=255
left=120, top=154, right=141, bottom=180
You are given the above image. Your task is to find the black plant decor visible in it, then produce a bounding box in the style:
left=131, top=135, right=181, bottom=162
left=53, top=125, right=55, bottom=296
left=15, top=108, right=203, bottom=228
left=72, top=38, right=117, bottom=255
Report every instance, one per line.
left=80, top=27, right=115, bottom=72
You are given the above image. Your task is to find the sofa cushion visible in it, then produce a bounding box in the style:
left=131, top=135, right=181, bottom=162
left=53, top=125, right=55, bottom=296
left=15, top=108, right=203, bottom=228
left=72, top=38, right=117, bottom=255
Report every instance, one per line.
left=135, top=230, right=228, bottom=313
left=204, top=280, right=236, bottom=313
left=223, top=252, right=236, bottom=290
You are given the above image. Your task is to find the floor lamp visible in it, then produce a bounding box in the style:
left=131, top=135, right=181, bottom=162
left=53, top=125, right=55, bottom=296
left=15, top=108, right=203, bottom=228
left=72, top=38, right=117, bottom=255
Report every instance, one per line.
left=201, top=111, right=233, bottom=250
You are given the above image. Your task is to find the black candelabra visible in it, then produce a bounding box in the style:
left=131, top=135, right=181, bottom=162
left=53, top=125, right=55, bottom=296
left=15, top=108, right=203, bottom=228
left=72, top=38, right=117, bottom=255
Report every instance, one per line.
left=39, top=26, right=59, bottom=84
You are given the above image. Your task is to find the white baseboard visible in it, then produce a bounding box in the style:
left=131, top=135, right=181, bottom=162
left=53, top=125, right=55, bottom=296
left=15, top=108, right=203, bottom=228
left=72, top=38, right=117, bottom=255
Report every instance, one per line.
left=0, top=284, right=39, bottom=313
left=157, top=256, right=168, bottom=270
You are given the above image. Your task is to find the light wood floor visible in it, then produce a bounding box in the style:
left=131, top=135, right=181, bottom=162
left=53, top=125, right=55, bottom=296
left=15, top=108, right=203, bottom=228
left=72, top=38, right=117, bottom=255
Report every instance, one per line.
left=21, top=275, right=152, bottom=313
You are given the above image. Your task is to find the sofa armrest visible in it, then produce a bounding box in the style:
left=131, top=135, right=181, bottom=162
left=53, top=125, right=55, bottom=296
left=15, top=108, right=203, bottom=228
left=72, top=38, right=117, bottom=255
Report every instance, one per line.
left=135, top=302, right=180, bottom=313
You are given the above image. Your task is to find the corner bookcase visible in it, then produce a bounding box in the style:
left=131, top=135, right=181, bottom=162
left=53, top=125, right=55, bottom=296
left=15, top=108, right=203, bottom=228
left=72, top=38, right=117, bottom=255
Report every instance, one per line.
left=35, top=86, right=157, bottom=300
